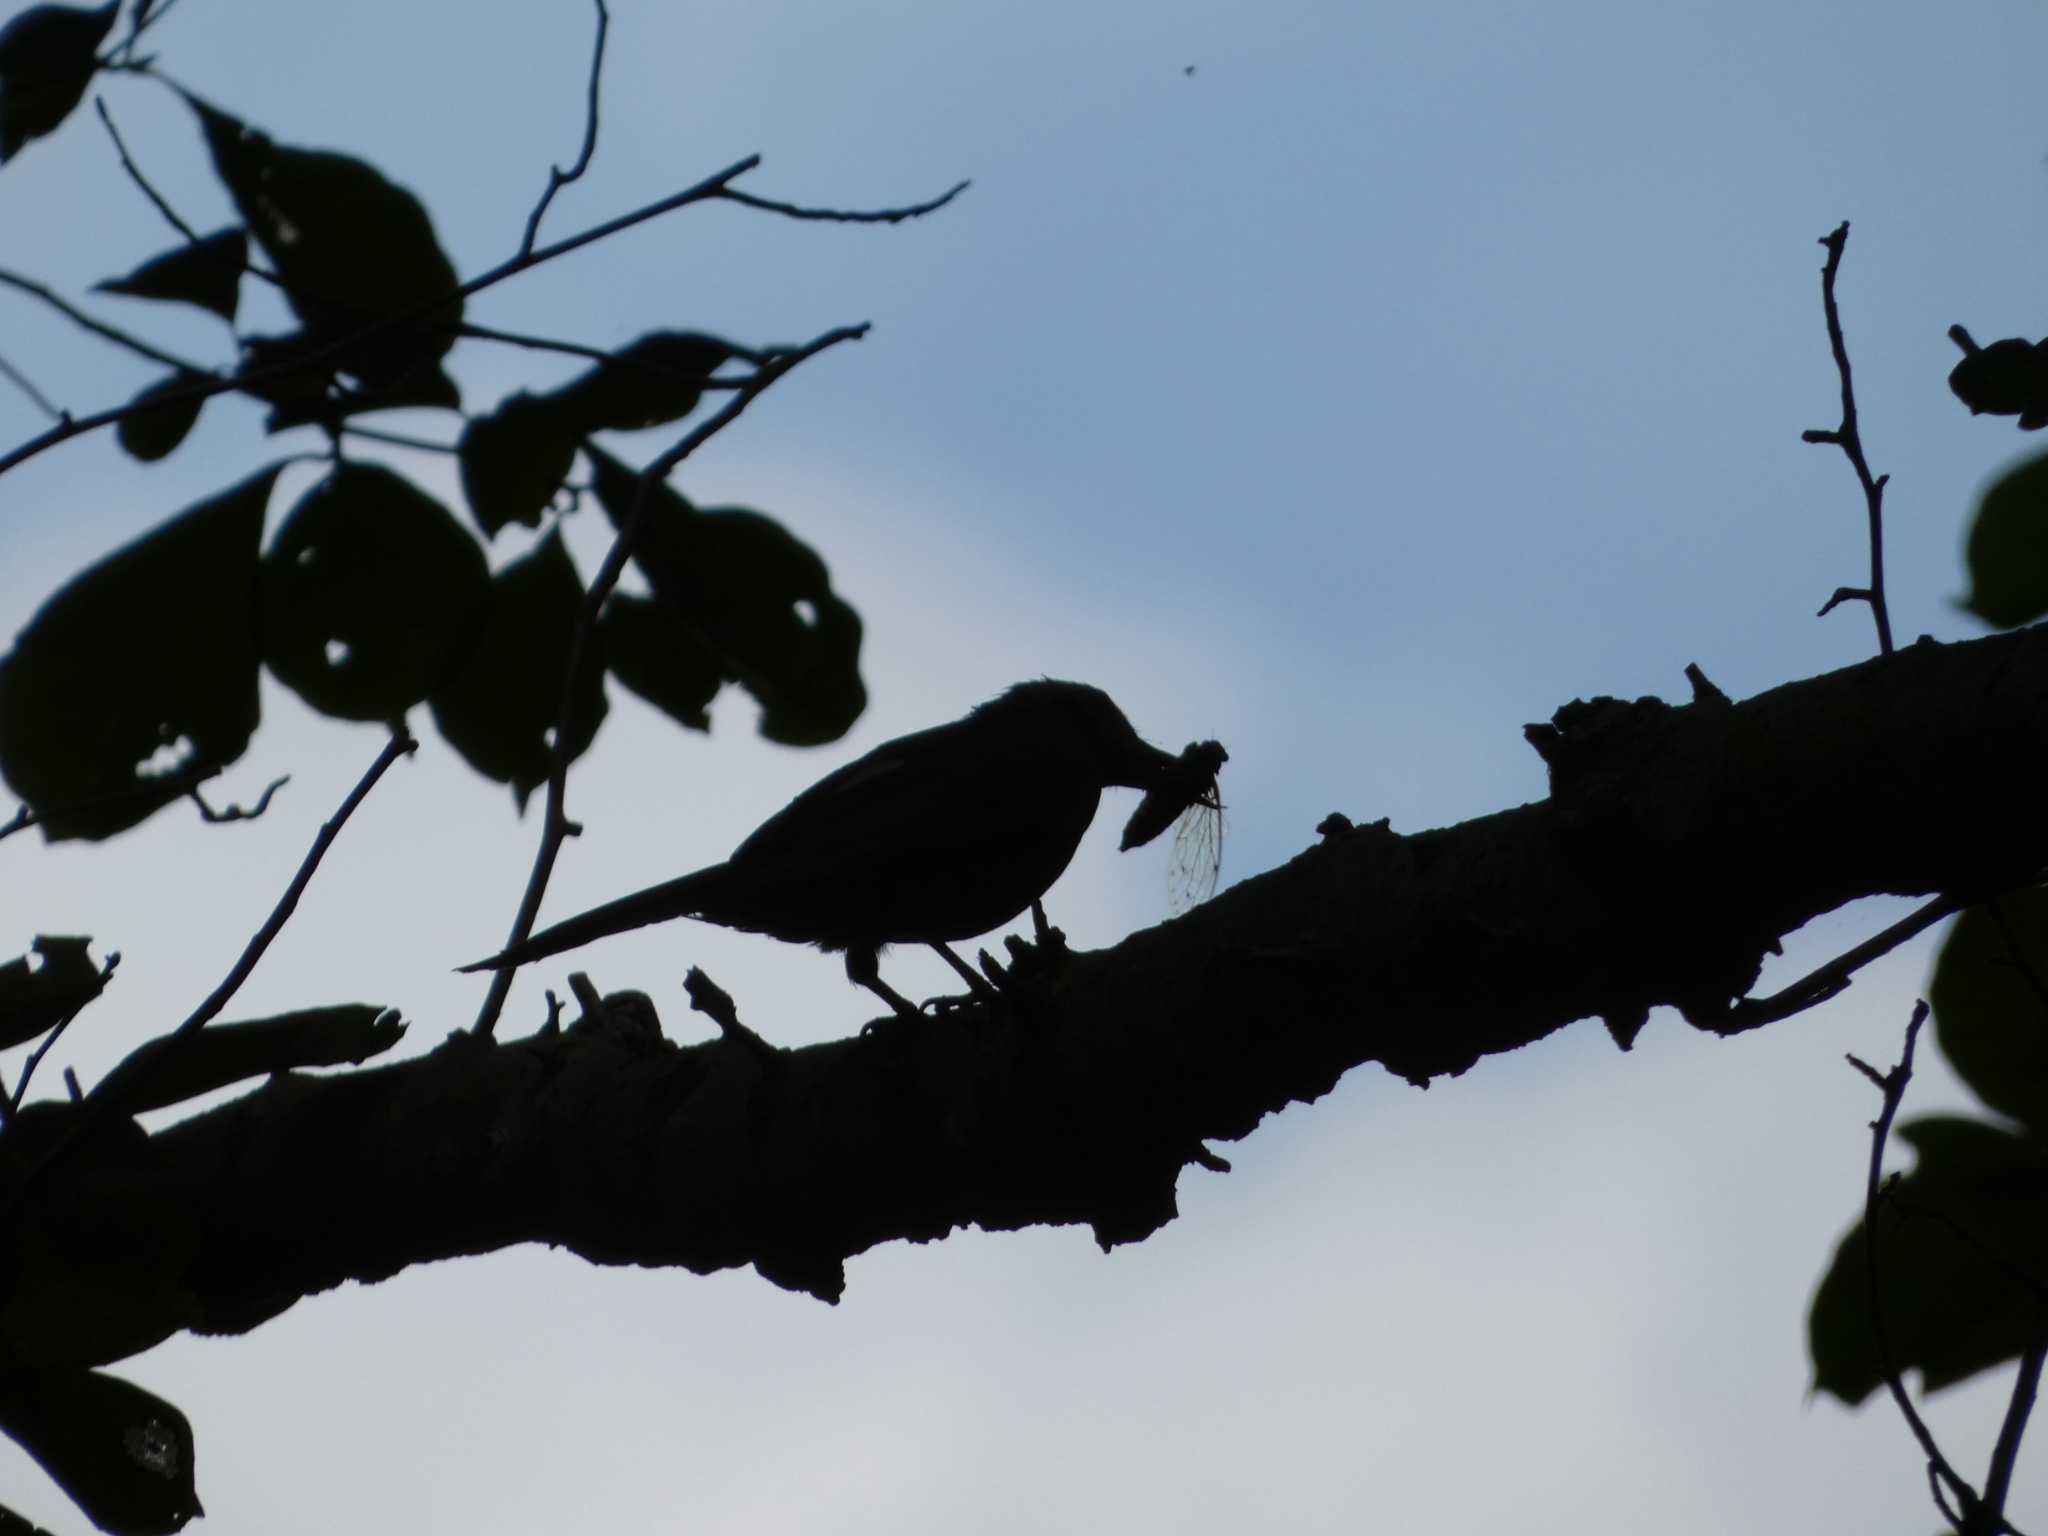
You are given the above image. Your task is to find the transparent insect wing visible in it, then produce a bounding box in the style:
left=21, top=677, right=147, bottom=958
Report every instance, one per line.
left=1167, top=790, right=1224, bottom=915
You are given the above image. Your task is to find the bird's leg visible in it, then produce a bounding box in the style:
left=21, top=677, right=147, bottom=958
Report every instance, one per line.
left=845, top=945, right=920, bottom=1021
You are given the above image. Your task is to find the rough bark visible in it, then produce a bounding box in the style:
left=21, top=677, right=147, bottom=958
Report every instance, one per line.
left=7, top=626, right=2048, bottom=1369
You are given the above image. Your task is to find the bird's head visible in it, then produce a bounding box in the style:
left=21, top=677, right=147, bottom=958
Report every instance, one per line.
left=981, top=679, right=1181, bottom=791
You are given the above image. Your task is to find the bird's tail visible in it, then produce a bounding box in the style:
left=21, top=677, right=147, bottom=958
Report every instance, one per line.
left=457, top=866, right=729, bottom=974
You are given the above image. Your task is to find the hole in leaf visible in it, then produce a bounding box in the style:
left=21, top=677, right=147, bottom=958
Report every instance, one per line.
left=135, top=733, right=197, bottom=781
left=125, top=1418, right=178, bottom=1475
left=793, top=599, right=817, bottom=627
left=324, top=638, right=352, bottom=668
left=295, top=545, right=318, bottom=566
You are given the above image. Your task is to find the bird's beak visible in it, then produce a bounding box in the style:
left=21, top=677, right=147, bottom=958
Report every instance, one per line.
left=1116, top=739, right=1184, bottom=792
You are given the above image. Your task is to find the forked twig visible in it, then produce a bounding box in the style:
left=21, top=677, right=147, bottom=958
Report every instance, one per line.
left=1801, top=222, right=1895, bottom=656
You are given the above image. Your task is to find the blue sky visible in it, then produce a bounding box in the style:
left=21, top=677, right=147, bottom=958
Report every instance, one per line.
left=3, top=1, right=2046, bottom=1530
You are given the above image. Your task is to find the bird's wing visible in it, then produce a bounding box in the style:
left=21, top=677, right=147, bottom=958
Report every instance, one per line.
left=729, top=722, right=982, bottom=871
left=728, top=718, right=1102, bottom=943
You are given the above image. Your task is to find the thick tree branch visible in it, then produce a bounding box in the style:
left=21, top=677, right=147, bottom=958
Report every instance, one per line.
left=10, top=628, right=2048, bottom=1368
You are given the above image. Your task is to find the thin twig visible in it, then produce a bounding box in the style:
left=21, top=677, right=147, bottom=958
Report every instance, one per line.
left=1984, top=894, right=2048, bottom=1023
left=717, top=179, right=971, bottom=225
left=0, top=155, right=764, bottom=479
left=11, top=1016, right=80, bottom=1118
left=189, top=774, right=290, bottom=824
left=99, top=95, right=299, bottom=300
left=1710, top=891, right=1964, bottom=1033
left=0, top=349, right=64, bottom=421
left=94, top=97, right=202, bottom=243
left=459, top=320, right=762, bottom=378
left=1972, top=893, right=2048, bottom=1535
left=1852, top=1001, right=1984, bottom=1528
left=4, top=731, right=416, bottom=1209
left=519, top=0, right=609, bottom=257
left=1801, top=222, right=1895, bottom=656
left=107, top=0, right=187, bottom=65
left=0, top=266, right=210, bottom=376
left=1889, top=1191, right=2048, bottom=1310
left=130, top=735, right=409, bottom=1064
left=8, top=952, right=121, bottom=1116
left=1983, top=1342, right=2045, bottom=1531
left=337, top=423, right=462, bottom=455
left=470, top=321, right=869, bottom=1036
left=0, top=762, right=238, bottom=847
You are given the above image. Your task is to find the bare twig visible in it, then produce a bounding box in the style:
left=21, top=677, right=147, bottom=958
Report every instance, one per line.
left=718, top=179, right=971, bottom=225
left=94, top=97, right=202, bottom=243
left=0, top=349, right=64, bottom=421
left=1983, top=893, right=2048, bottom=1023
left=189, top=774, right=290, bottom=824
left=1983, top=1341, right=2045, bottom=1531
left=1972, top=894, right=2048, bottom=1534
left=336, top=423, right=461, bottom=455
left=0, top=763, right=241, bottom=847
left=1711, top=891, right=1964, bottom=1033
left=0, top=155, right=764, bottom=479
left=129, top=735, right=409, bottom=1066
left=4, top=731, right=415, bottom=1208
left=107, top=0, right=187, bottom=65
left=519, top=0, right=609, bottom=257
left=1888, top=1190, right=2048, bottom=1310
left=470, top=321, right=870, bottom=1036
left=7, top=952, right=121, bottom=1116
left=0, top=266, right=210, bottom=377
left=566, top=971, right=608, bottom=1027
left=1850, top=1002, right=1987, bottom=1530
left=1801, top=222, right=1895, bottom=656
left=683, top=966, right=776, bottom=1057
left=459, top=320, right=761, bottom=378
left=100, top=97, right=302, bottom=303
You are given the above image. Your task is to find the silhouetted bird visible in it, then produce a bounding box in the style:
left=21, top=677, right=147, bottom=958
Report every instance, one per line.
left=460, top=680, right=1192, bottom=1016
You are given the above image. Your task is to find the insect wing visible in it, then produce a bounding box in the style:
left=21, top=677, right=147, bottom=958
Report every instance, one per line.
left=1166, top=789, right=1223, bottom=915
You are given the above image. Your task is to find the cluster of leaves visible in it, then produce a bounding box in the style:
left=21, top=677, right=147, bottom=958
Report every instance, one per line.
left=0, top=5, right=881, bottom=1525
left=1809, top=895, right=2048, bottom=1403
left=0, top=4, right=866, bottom=844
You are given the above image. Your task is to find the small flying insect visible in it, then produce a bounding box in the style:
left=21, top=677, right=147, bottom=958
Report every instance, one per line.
left=1120, top=739, right=1228, bottom=914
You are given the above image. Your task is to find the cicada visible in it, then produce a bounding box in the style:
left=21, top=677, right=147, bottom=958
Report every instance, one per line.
left=1120, top=739, right=1228, bottom=914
